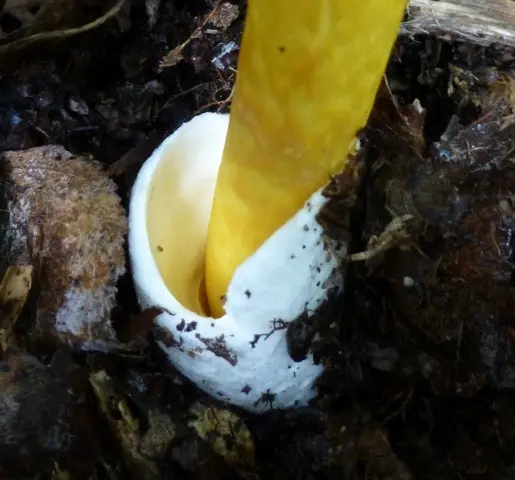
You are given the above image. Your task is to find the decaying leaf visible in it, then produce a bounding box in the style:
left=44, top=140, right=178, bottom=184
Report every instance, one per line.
left=482, top=72, right=515, bottom=107
left=2, top=145, right=127, bottom=350
left=0, top=265, right=32, bottom=351
left=90, top=369, right=242, bottom=479
left=187, top=400, right=255, bottom=469
left=90, top=370, right=162, bottom=480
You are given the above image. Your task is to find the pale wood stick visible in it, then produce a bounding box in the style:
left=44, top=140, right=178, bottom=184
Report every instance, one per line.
left=403, top=0, right=515, bottom=48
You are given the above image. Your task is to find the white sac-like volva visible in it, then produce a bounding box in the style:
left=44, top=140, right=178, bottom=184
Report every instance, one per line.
left=129, top=112, right=346, bottom=413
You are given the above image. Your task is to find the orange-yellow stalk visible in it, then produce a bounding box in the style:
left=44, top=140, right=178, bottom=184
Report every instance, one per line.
left=205, top=0, right=408, bottom=317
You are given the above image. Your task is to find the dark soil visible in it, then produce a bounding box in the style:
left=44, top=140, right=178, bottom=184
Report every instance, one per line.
left=1, top=1, right=515, bottom=479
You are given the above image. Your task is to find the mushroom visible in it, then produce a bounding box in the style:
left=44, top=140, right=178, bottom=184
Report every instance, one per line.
left=129, top=0, right=407, bottom=413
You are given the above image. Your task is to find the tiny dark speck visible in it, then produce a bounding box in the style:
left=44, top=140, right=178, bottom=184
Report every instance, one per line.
left=217, top=391, right=224, bottom=396
left=290, top=254, right=296, bottom=259
left=245, top=289, right=251, bottom=298
left=185, top=321, right=197, bottom=332
left=278, top=46, right=285, bottom=53
left=241, top=384, right=252, bottom=394
left=303, top=225, right=309, bottom=232
left=316, top=281, right=321, bottom=287
left=157, top=245, right=164, bottom=252
left=210, top=323, right=215, bottom=327
left=316, top=267, right=321, bottom=273
left=302, top=245, right=306, bottom=249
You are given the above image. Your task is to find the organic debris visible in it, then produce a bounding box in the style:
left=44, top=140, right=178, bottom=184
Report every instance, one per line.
left=159, top=0, right=240, bottom=70
left=0, top=0, right=514, bottom=478
left=314, top=44, right=515, bottom=478
left=90, top=369, right=253, bottom=479
left=187, top=401, right=255, bottom=470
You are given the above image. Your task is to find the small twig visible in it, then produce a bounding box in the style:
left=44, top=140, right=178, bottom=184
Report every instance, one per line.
left=350, top=214, right=416, bottom=262
left=0, top=0, right=127, bottom=55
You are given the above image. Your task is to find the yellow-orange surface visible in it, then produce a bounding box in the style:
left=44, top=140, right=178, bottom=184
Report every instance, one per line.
left=206, top=0, right=408, bottom=317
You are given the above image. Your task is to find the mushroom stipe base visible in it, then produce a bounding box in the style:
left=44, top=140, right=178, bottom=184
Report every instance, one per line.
left=129, top=113, right=347, bottom=413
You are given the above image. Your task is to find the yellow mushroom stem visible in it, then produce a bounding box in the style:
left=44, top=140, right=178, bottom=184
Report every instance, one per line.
left=205, top=0, right=408, bottom=318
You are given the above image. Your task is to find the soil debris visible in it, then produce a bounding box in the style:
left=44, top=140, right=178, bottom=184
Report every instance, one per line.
left=314, top=41, right=515, bottom=479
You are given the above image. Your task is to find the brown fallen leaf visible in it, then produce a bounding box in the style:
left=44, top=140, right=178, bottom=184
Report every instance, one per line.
left=0, top=265, right=33, bottom=352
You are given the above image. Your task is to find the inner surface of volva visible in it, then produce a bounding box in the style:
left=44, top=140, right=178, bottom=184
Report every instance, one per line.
left=145, top=134, right=222, bottom=317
